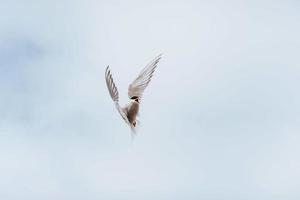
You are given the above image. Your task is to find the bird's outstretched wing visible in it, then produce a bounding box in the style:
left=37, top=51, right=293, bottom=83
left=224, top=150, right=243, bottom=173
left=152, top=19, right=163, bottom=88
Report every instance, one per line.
left=105, top=66, right=130, bottom=125
left=128, top=54, right=162, bottom=100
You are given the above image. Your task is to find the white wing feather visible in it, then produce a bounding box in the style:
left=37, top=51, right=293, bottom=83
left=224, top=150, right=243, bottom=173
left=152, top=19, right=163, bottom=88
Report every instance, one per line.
left=128, top=54, right=162, bottom=100
left=105, top=66, right=130, bottom=125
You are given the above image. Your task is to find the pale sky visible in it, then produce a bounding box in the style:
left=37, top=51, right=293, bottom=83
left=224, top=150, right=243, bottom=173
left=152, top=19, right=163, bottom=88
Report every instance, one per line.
left=0, top=0, right=300, bottom=199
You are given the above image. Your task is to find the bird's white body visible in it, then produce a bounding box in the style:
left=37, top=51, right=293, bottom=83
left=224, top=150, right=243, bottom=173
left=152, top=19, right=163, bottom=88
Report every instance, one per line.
left=123, top=100, right=139, bottom=126
left=105, top=54, right=161, bottom=136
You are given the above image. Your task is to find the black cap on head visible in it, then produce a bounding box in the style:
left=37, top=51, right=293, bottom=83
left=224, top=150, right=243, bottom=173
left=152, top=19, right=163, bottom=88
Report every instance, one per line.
left=131, top=96, right=139, bottom=103
left=130, top=96, right=138, bottom=100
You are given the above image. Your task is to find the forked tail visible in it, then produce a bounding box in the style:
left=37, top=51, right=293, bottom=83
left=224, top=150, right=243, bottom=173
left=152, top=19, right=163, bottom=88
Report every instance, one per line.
left=129, top=119, right=140, bottom=140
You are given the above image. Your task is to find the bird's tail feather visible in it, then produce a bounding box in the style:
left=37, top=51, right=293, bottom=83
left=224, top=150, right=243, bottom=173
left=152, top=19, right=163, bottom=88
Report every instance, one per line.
left=130, top=125, right=136, bottom=140
left=129, top=120, right=140, bottom=140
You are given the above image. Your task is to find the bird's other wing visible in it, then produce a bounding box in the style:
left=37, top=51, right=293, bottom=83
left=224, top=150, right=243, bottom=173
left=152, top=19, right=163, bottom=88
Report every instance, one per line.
left=105, top=66, right=119, bottom=102
left=128, top=54, right=162, bottom=100
left=105, top=66, right=130, bottom=125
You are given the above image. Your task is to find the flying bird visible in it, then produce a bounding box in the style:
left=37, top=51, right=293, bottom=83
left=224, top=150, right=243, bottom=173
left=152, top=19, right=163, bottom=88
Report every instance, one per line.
left=105, top=54, right=162, bottom=136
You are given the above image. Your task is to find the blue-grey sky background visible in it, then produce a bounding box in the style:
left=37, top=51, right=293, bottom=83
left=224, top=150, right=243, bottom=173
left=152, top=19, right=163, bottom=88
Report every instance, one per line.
left=1, top=0, right=300, bottom=199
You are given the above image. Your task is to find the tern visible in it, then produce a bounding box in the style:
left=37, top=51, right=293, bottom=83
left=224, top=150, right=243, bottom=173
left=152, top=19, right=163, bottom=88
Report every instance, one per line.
left=105, top=54, right=162, bottom=136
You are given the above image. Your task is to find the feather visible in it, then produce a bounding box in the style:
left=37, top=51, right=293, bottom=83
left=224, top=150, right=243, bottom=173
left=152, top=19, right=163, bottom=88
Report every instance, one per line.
left=128, top=54, right=162, bottom=101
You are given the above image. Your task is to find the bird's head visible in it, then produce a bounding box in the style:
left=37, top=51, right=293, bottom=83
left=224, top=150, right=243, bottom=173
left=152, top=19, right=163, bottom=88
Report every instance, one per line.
left=130, top=96, right=139, bottom=103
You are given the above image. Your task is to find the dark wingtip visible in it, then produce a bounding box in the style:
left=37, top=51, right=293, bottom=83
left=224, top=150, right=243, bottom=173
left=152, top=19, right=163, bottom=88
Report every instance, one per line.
left=105, top=66, right=112, bottom=78
left=157, top=53, right=163, bottom=59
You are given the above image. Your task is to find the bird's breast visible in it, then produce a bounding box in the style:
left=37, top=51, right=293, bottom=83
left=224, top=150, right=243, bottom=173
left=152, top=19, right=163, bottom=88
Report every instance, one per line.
left=127, top=102, right=139, bottom=124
